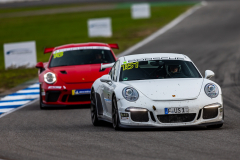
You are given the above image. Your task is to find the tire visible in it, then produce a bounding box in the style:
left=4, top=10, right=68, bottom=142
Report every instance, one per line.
left=112, top=95, right=120, bottom=130
left=90, top=89, right=101, bottom=126
left=207, top=123, right=223, bottom=129
left=39, top=84, right=44, bottom=110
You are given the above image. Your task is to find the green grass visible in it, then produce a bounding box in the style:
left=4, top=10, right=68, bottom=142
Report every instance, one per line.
left=0, top=4, right=194, bottom=92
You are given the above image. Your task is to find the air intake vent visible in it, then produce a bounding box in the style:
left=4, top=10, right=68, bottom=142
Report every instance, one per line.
left=60, top=70, right=67, bottom=74
left=157, top=114, right=196, bottom=123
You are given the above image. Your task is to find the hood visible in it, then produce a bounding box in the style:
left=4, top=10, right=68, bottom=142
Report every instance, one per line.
left=51, top=64, right=110, bottom=83
left=123, top=78, right=203, bottom=101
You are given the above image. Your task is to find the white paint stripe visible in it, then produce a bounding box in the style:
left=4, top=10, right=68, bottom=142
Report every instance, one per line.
left=0, top=100, right=30, bottom=106
left=1, top=95, right=39, bottom=100
left=117, top=2, right=206, bottom=57
left=28, top=84, right=39, bottom=88
left=0, top=99, right=39, bottom=118
left=17, top=89, right=40, bottom=93
left=0, top=108, right=14, bottom=113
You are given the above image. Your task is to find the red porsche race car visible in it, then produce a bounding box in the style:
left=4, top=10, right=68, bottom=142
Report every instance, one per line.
left=36, top=42, right=118, bottom=109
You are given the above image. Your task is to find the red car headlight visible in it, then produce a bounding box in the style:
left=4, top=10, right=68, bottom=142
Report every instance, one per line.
left=44, top=72, right=57, bottom=84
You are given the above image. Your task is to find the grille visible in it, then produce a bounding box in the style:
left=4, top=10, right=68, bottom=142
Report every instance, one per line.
left=157, top=114, right=196, bottom=123
left=68, top=94, right=90, bottom=102
left=203, top=108, right=218, bottom=119
left=45, top=91, right=61, bottom=102
left=130, top=111, right=149, bottom=122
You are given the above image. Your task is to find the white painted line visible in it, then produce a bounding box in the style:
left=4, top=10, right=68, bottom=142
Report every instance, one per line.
left=1, top=95, right=39, bottom=100
left=117, top=2, right=206, bottom=57
left=0, top=100, right=30, bottom=106
left=28, top=84, right=39, bottom=88
left=17, top=89, right=40, bottom=93
left=0, top=99, right=39, bottom=118
left=0, top=108, right=14, bottom=113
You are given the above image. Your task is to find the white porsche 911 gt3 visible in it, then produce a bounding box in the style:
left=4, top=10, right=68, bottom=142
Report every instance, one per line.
left=90, top=53, right=224, bottom=130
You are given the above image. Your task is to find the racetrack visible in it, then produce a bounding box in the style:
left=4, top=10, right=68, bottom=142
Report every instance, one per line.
left=1, top=1, right=240, bottom=159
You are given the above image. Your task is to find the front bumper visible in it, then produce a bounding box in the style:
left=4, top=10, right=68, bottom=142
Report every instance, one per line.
left=117, top=95, right=224, bottom=128
left=41, top=83, right=91, bottom=106
left=119, top=120, right=224, bottom=129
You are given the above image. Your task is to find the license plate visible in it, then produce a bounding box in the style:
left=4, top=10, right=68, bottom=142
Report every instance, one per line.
left=72, top=89, right=91, bottom=95
left=165, top=107, right=189, bottom=114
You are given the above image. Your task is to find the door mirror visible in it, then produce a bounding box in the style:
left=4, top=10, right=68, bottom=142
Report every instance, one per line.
left=36, top=62, right=44, bottom=69
left=100, top=75, right=112, bottom=83
left=100, top=63, right=115, bottom=71
left=205, top=70, right=214, bottom=79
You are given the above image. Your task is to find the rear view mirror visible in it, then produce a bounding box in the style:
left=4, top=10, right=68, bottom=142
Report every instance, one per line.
left=205, top=70, right=214, bottom=79
left=100, top=75, right=112, bottom=83
left=36, top=62, right=44, bottom=69
left=100, top=63, right=115, bottom=71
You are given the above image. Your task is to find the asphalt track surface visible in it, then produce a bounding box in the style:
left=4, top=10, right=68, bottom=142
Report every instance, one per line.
left=1, top=1, right=240, bottom=160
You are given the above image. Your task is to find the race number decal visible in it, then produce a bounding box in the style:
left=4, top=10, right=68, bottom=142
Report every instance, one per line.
left=53, top=52, right=63, bottom=58
left=121, top=62, right=139, bottom=70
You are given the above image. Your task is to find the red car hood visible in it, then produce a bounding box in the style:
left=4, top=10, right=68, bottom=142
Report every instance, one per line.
left=51, top=64, right=110, bottom=83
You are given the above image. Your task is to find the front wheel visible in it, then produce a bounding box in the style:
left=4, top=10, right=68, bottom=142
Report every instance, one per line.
left=90, top=90, right=101, bottom=126
left=112, top=95, right=120, bottom=130
left=39, top=84, right=44, bottom=110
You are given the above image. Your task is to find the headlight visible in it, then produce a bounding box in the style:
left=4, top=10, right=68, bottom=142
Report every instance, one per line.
left=122, top=87, right=139, bottom=102
left=44, top=72, right=56, bottom=84
left=204, top=83, right=219, bottom=98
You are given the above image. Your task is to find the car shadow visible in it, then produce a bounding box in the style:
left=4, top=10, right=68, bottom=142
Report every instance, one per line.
left=42, top=104, right=90, bottom=110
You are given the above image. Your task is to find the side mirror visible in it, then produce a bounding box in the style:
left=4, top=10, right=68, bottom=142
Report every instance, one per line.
left=205, top=70, right=214, bottom=79
left=100, top=63, right=114, bottom=71
left=100, top=75, right=112, bottom=83
left=36, top=62, right=44, bottom=69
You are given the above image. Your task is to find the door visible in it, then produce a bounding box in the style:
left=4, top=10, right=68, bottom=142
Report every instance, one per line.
left=102, top=60, right=120, bottom=117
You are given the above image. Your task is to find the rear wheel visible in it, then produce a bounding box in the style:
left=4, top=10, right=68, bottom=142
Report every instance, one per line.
left=112, top=95, right=120, bottom=130
left=90, top=89, right=101, bottom=126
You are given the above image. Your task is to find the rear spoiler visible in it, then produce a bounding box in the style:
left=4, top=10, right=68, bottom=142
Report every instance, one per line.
left=44, top=47, right=55, bottom=54
left=108, top=43, right=119, bottom=49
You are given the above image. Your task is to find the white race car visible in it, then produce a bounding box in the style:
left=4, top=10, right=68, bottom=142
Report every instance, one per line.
left=90, top=53, right=224, bottom=130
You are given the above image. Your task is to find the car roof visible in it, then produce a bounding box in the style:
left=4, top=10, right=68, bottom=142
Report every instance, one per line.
left=121, top=53, right=191, bottom=62
left=53, top=42, right=111, bottom=51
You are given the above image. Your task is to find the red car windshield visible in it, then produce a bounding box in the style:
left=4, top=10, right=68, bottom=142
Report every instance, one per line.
left=49, top=49, right=115, bottom=67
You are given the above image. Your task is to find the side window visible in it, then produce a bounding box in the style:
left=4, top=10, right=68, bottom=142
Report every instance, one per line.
left=113, top=61, right=120, bottom=82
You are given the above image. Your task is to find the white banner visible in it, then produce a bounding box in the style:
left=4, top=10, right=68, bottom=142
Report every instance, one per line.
left=131, top=3, right=151, bottom=19
left=88, top=18, right=112, bottom=37
left=3, top=41, right=37, bottom=69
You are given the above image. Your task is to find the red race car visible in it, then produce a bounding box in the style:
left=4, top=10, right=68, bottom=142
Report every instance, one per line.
left=36, top=42, right=118, bottom=109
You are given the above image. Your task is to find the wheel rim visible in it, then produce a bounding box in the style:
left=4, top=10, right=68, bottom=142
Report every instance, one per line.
left=91, top=91, right=96, bottom=122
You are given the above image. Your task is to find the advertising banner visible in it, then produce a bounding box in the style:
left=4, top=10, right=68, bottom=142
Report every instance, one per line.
left=3, top=41, right=37, bottom=69
left=131, top=3, right=151, bottom=19
left=88, top=18, right=112, bottom=37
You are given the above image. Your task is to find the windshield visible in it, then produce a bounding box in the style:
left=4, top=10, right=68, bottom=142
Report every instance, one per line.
left=49, top=48, right=115, bottom=67
left=119, top=60, right=201, bottom=81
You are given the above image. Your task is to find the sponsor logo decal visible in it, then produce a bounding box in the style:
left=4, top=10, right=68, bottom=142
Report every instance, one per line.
left=53, top=52, right=63, bottom=58
left=72, top=89, right=91, bottom=95
left=121, top=62, right=139, bottom=70
left=6, top=48, right=32, bottom=55
left=53, top=46, right=110, bottom=54
left=48, top=86, right=62, bottom=89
